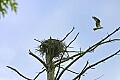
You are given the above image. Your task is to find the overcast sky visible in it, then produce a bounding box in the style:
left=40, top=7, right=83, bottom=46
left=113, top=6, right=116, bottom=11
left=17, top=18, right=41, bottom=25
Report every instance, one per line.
left=0, top=0, right=120, bottom=80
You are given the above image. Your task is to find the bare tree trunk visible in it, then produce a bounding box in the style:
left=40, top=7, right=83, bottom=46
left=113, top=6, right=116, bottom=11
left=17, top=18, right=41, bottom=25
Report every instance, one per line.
left=46, top=50, right=55, bottom=80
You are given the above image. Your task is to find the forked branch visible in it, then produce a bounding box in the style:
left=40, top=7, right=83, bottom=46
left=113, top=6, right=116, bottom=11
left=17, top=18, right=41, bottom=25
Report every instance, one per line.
left=73, top=49, right=120, bottom=80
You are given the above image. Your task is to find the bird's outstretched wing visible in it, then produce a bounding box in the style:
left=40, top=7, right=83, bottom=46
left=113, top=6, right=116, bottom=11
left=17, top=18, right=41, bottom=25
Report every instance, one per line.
left=92, top=16, right=103, bottom=31
left=92, top=16, right=101, bottom=28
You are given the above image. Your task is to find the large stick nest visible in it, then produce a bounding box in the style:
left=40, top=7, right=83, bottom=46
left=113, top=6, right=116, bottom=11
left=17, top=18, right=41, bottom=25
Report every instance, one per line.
left=37, top=38, right=66, bottom=59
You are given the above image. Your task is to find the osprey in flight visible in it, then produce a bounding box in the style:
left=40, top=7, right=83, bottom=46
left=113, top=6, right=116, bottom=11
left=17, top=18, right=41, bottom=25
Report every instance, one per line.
left=92, top=16, right=103, bottom=31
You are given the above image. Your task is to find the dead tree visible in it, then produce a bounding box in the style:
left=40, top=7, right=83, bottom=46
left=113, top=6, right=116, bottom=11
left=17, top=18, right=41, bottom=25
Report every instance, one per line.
left=7, top=26, right=120, bottom=80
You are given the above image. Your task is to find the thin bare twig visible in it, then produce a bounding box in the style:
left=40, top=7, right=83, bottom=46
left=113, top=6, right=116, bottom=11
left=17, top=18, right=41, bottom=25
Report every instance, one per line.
left=77, top=60, right=89, bottom=80
left=101, top=39, right=120, bottom=44
left=34, top=39, right=41, bottom=43
left=33, top=69, right=46, bottom=80
left=6, top=66, right=32, bottom=80
left=59, top=66, right=79, bottom=74
left=90, top=38, right=120, bottom=51
left=55, top=54, right=64, bottom=80
left=66, top=32, right=79, bottom=48
left=61, top=27, right=75, bottom=42
left=94, top=75, right=104, bottom=80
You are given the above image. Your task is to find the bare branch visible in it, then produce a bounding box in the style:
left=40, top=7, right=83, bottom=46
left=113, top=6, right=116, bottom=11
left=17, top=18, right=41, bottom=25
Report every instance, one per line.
left=34, top=39, right=41, bottom=43
left=55, top=55, right=63, bottom=80
left=66, top=32, right=79, bottom=48
left=6, top=66, right=32, bottom=80
left=73, top=49, right=120, bottom=80
left=29, top=50, right=47, bottom=69
left=59, top=66, right=79, bottom=74
left=33, top=69, right=46, bottom=80
left=78, top=61, right=89, bottom=79
left=94, top=75, right=104, bottom=80
left=101, top=39, right=120, bottom=44
left=89, top=38, right=120, bottom=52
left=61, top=27, right=75, bottom=42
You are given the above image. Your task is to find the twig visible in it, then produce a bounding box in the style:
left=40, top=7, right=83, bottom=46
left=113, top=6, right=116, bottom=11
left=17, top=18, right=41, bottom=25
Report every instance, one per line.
left=54, top=54, right=64, bottom=80
left=90, top=38, right=120, bottom=52
left=61, top=27, right=75, bottom=42
left=101, top=39, right=120, bottom=44
left=66, top=32, right=79, bottom=48
left=34, top=39, right=41, bottom=43
left=59, top=66, right=79, bottom=74
left=6, top=66, right=32, bottom=80
left=94, top=75, right=104, bottom=80
left=78, top=61, right=89, bottom=80
left=33, top=69, right=46, bottom=80
left=29, top=50, right=47, bottom=69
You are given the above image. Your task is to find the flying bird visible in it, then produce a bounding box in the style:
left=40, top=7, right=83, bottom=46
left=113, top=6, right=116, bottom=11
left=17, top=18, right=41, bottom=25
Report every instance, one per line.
left=92, top=16, right=103, bottom=31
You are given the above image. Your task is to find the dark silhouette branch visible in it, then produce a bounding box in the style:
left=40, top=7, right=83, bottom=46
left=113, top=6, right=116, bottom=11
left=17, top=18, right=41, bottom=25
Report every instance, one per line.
left=66, top=32, right=79, bottom=48
left=101, top=39, right=120, bottom=44
left=29, top=50, right=47, bottom=69
left=33, top=69, right=46, bottom=80
left=90, top=38, right=120, bottom=51
left=94, top=75, right=104, bottom=80
left=55, top=54, right=64, bottom=80
left=34, top=39, right=41, bottom=43
left=78, top=60, right=89, bottom=79
left=6, top=66, right=32, bottom=80
left=61, top=27, right=75, bottom=42
left=59, top=66, right=79, bottom=74
left=73, top=49, right=120, bottom=80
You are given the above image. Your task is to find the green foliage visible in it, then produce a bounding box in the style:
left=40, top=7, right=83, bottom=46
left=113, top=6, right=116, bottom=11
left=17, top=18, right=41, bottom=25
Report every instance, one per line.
left=0, top=0, right=17, bottom=17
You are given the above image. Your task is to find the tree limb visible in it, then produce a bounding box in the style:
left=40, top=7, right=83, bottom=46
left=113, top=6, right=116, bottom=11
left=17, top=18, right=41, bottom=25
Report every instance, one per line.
left=55, top=53, right=64, bottom=80
left=6, top=66, right=32, bottom=80
left=29, top=50, right=47, bottom=69
left=33, top=69, right=46, bottom=80
left=61, top=27, right=75, bottom=42
left=59, top=66, right=79, bottom=74
left=66, top=32, right=79, bottom=48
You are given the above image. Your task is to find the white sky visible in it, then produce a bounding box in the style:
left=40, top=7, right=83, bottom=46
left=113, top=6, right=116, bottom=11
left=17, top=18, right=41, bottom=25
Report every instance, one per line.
left=0, top=0, right=120, bottom=80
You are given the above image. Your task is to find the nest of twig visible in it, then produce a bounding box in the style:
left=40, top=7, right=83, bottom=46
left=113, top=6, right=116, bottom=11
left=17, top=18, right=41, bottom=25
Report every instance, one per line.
left=36, top=38, right=66, bottom=59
